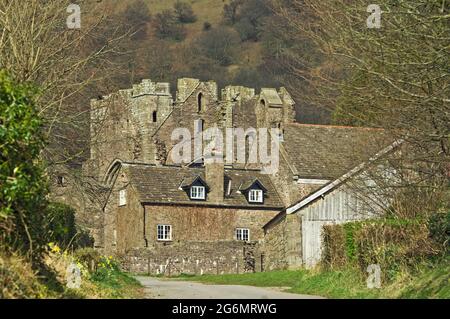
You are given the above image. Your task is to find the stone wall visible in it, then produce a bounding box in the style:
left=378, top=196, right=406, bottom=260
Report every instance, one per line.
left=263, top=213, right=303, bottom=270
left=144, top=204, right=279, bottom=247
left=262, top=215, right=288, bottom=271
left=87, top=79, right=173, bottom=179
left=120, top=241, right=262, bottom=276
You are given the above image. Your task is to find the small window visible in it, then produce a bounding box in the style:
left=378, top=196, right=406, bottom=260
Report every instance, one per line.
left=236, top=228, right=250, bottom=242
left=57, top=176, right=66, bottom=187
left=248, top=189, right=263, bottom=203
left=152, top=111, right=157, bottom=123
left=197, top=93, right=204, bottom=112
left=190, top=185, right=206, bottom=200
left=119, top=189, right=127, bottom=206
left=157, top=224, right=172, bottom=241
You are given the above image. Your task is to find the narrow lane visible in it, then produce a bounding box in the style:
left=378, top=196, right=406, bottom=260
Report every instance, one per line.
left=135, top=276, right=324, bottom=299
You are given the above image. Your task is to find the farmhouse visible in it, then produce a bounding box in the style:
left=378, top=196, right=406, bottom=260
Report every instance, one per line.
left=52, top=78, right=392, bottom=274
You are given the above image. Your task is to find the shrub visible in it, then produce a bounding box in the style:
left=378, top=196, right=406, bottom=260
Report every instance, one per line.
left=322, top=225, right=347, bottom=269
left=203, top=22, right=212, bottom=31
left=223, top=0, right=243, bottom=25
left=235, top=18, right=258, bottom=41
left=153, top=10, right=186, bottom=41
left=174, top=1, right=197, bottom=23
left=321, top=217, right=441, bottom=282
left=428, top=210, right=450, bottom=252
left=0, top=71, right=48, bottom=257
left=74, top=248, right=102, bottom=273
left=196, top=28, right=240, bottom=66
left=91, top=256, right=120, bottom=282
left=44, top=203, right=77, bottom=249
left=122, top=0, right=151, bottom=40
left=44, top=202, right=94, bottom=250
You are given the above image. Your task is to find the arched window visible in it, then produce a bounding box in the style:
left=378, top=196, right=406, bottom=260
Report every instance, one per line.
left=260, top=99, right=266, bottom=107
left=197, top=93, right=204, bottom=112
left=152, top=111, right=157, bottom=123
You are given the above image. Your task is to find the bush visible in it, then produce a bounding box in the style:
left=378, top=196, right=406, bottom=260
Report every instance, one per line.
left=174, top=1, right=197, bottom=23
left=0, top=71, right=48, bottom=257
left=321, top=217, right=442, bottom=282
left=44, top=202, right=94, bottom=250
left=153, top=10, right=186, bottom=41
left=428, top=210, right=450, bottom=252
left=235, top=18, right=258, bottom=41
left=196, top=28, right=240, bottom=66
left=74, top=248, right=102, bottom=273
left=44, top=203, right=77, bottom=249
left=223, top=0, right=243, bottom=25
left=122, top=0, right=151, bottom=40
left=203, top=22, right=212, bottom=31
left=322, top=225, right=347, bottom=269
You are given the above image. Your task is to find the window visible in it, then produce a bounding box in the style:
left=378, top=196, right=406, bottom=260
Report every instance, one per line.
left=236, top=228, right=250, bottom=242
left=248, top=189, right=263, bottom=203
left=157, top=224, right=172, bottom=241
left=57, top=175, right=66, bottom=187
left=119, top=189, right=127, bottom=206
left=197, top=93, right=204, bottom=112
left=190, top=185, right=206, bottom=200
left=152, top=111, right=157, bottom=123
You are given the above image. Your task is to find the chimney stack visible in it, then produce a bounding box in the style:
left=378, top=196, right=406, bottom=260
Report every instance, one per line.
left=205, top=152, right=224, bottom=204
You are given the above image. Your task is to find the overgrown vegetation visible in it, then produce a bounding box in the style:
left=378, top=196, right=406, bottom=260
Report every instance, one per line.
left=0, top=72, right=141, bottom=298
left=0, top=71, right=47, bottom=258
left=322, top=213, right=449, bottom=282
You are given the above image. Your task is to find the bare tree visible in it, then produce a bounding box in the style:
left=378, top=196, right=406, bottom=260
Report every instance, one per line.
left=272, top=0, right=450, bottom=215
left=0, top=0, right=132, bottom=165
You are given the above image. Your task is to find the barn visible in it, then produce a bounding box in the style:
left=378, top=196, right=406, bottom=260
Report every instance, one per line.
left=263, top=141, right=401, bottom=269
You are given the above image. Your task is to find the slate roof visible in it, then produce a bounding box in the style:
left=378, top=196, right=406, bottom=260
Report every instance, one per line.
left=123, top=164, right=284, bottom=208
left=282, top=123, right=390, bottom=180
left=261, top=88, right=283, bottom=106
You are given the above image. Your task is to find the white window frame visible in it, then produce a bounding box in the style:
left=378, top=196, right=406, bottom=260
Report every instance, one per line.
left=190, top=185, right=206, bottom=200
left=248, top=189, right=263, bottom=203
left=157, top=224, right=172, bottom=241
left=119, top=189, right=127, bottom=206
left=236, top=228, right=250, bottom=242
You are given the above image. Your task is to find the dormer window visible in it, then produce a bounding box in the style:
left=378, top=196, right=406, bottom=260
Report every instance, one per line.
left=190, top=185, right=206, bottom=200
left=248, top=189, right=263, bottom=203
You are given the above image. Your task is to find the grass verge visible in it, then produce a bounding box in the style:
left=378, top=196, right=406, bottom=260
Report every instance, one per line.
left=175, top=259, right=449, bottom=299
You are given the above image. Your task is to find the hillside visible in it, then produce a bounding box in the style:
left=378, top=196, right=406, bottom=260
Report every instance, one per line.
left=113, top=0, right=265, bottom=83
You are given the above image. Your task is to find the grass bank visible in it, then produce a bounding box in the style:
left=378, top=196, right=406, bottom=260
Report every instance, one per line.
left=176, top=259, right=449, bottom=299
left=1, top=248, right=144, bottom=299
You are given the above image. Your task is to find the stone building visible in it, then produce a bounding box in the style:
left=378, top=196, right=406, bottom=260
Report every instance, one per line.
left=52, top=78, right=391, bottom=275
